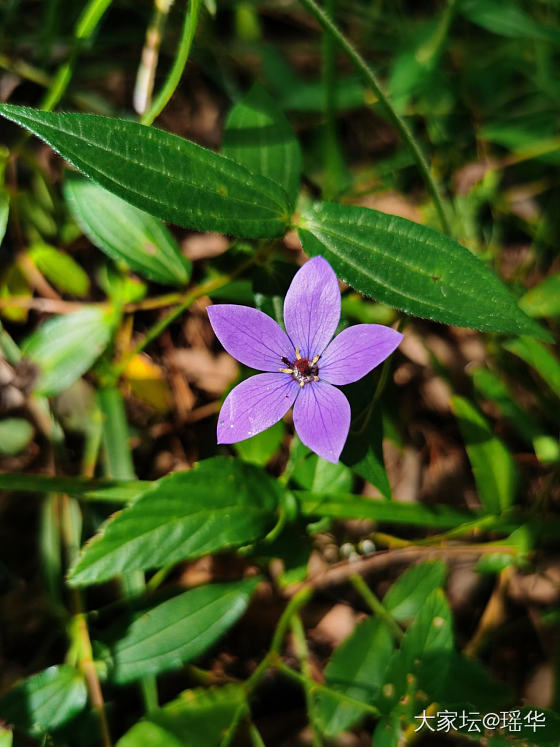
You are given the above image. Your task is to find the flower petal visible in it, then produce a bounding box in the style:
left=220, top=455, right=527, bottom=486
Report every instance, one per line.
left=217, top=373, right=298, bottom=444
left=283, top=256, right=341, bottom=359
left=293, top=380, right=350, bottom=463
left=319, top=324, right=403, bottom=385
left=207, top=304, right=295, bottom=372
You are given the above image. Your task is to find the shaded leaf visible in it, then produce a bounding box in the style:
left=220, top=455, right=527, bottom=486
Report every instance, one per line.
left=0, top=665, right=87, bottom=736
left=68, top=457, right=280, bottom=586
left=519, top=274, right=560, bottom=318
left=64, top=175, right=191, bottom=286
left=0, top=105, right=292, bottom=239
left=505, top=337, right=560, bottom=399
left=222, top=84, right=301, bottom=208
left=316, top=617, right=394, bottom=736
left=383, top=560, right=446, bottom=622
left=22, top=307, right=114, bottom=397
left=451, top=396, right=519, bottom=514
left=101, top=580, right=258, bottom=683
left=298, top=201, right=551, bottom=339
left=116, top=685, right=245, bottom=746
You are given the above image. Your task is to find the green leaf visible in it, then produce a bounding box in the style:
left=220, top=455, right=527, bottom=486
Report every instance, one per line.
left=519, top=274, right=560, bottom=318
left=316, top=617, right=394, bottom=736
left=297, top=201, right=551, bottom=339
left=116, top=685, right=245, bottom=746
left=22, top=307, right=114, bottom=396
left=379, top=589, right=453, bottom=713
left=100, top=580, right=258, bottom=683
left=451, top=396, right=519, bottom=514
left=0, top=472, right=150, bottom=502
left=459, top=0, right=560, bottom=42
left=439, top=652, right=511, bottom=712
left=222, top=84, right=301, bottom=209
left=29, top=242, right=90, bottom=297
left=505, top=337, right=560, bottom=400
left=472, top=367, right=560, bottom=464
left=0, top=418, right=34, bottom=456
left=383, top=560, right=446, bottom=622
left=64, top=175, right=192, bottom=286
left=372, top=715, right=402, bottom=747
left=0, top=665, right=87, bottom=736
left=292, top=451, right=353, bottom=495
left=340, top=377, right=392, bottom=499
left=0, top=728, right=12, bottom=747
left=0, top=188, right=9, bottom=247
left=296, top=491, right=485, bottom=530
left=68, top=457, right=280, bottom=586
left=233, top=420, right=284, bottom=466
left=0, top=105, right=292, bottom=239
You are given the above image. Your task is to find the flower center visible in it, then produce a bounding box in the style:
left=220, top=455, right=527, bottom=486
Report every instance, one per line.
left=280, top=349, right=319, bottom=387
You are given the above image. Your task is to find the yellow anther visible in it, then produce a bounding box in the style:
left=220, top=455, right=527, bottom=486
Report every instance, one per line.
left=279, top=368, right=293, bottom=374
left=295, top=348, right=302, bottom=360
left=313, top=375, right=319, bottom=382
left=299, top=380, right=305, bottom=387
left=311, top=354, right=319, bottom=365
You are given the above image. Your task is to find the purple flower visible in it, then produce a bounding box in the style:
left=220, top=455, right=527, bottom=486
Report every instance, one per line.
left=207, top=256, right=402, bottom=463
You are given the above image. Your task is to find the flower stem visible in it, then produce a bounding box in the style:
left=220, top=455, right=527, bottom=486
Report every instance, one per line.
left=141, top=0, right=202, bottom=125
left=298, top=0, right=451, bottom=234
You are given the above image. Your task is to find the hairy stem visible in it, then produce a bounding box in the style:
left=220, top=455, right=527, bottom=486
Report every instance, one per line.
left=298, top=0, right=451, bottom=234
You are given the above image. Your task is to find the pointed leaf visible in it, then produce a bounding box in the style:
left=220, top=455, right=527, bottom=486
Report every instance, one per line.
left=298, top=201, right=551, bottom=339
left=101, top=580, right=258, bottom=683
left=383, top=560, right=446, bottom=622
left=0, top=105, right=292, bottom=238
left=64, top=175, right=191, bottom=286
left=505, top=336, right=560, bottom=399
left=68, top=457, right=280, bottom=586
left=316, top=617, right=394, bottom=736
left=29, top=242, right=90, bottom=297
left=451, top=396, right=519, bottom=514
left=222, top=84, right=301, bottom=208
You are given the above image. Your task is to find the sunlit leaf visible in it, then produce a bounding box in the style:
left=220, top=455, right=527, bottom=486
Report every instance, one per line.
left=0, top=105, right=292, bottom=238
left=0, top=665, right=87, bottom=736
left=29, top=242, right=90, bottom=297
left=22, top=307, right=114, bottom=396
left=383, top=560, right=446, bottom=622
left=68, top=457, right=280, bottom=586
left=64, top=175, right=192, bottom=286
left=298, top=201, right=551, bottom=339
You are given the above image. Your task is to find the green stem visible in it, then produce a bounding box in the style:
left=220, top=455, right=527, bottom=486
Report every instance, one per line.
left=97, top=385, right=159, bottom=713
left=141, top=0, right=202, bottom=125
left=349, top=573, right=403, bottom=642
left=290, top=615, right=323, bottom=746
left=298, top=0, right=451, bottom=234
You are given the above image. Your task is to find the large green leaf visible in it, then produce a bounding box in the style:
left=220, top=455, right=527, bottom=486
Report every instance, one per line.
left=64, top=175, right=192, bottom=286
left=0, top=665, right=87, bottom=736
left=0, top=105, right=292, bottom=238
left=378, top=589, right=453, bottom=714
left=452, top=396, right=519, bottom=514
left=222, top=84, right=301, bottom=209
left=117, top=686, right=245, bottom=746
left=100, top=580, right=258, bottom=683
left=383, top=560, right=446, bottom=622
left=316, top=617, right=394, bottom=736
left=22, top=307, right=114, bottom=397
left=68, top=457, right=280, bottom=586
left=298, top=201, right=551, bottom=339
